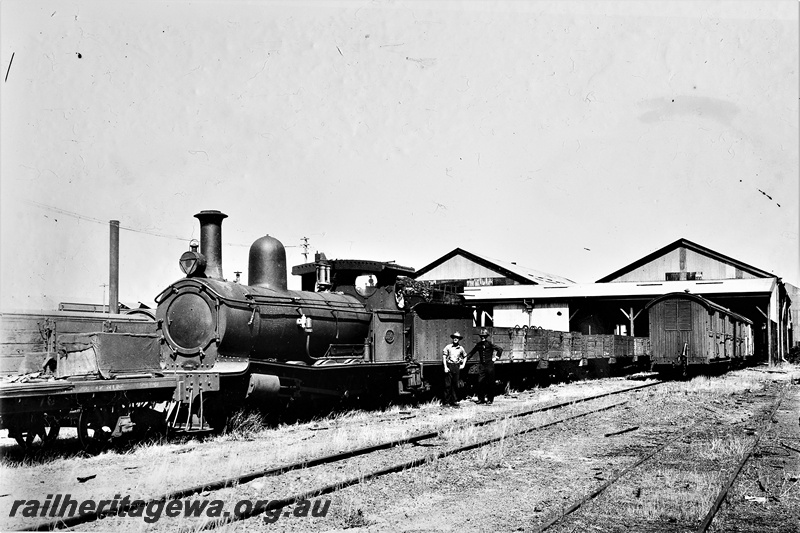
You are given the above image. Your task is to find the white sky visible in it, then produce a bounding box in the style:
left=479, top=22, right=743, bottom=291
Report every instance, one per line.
left=1, top=0, right=798, bottom=310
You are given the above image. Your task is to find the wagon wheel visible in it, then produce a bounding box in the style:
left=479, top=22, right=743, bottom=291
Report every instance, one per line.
left=129, top=402, right=170, bottom=441
left=13, top=413, right=61, bottom=450
left=78, top=407, right=115, bottom=454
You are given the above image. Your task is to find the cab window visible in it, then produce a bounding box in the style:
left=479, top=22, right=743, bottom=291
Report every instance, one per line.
left=355, top=274, right=378, bottom=296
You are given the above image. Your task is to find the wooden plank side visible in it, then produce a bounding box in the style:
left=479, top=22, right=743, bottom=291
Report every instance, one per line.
left=111, top=322, right=156, bottom=334
left=525, top=329, right=547, bottom=361
left=571, top=334, right=586, bottom=360
left=412, top=315, right=474, bottom=363
left=686, top=301, right=702, bottom=364
left=650, top=301, right=671, bottom=365
left=0, top=343, right=46, bottom=358
left=0, top=355, right=25, bottom=375
left=1, top=316, right=51, bottom=368
left=1, top=312, right=155, bottom=376
left=0, top=329, right=48, bottom=345
left=0, top=352, right=50, bottom=375
left=0, top=315, right=53, bottom=330
left=546, top=331, right=564, bottom=361
left=1, top=318, right=50, bottom=349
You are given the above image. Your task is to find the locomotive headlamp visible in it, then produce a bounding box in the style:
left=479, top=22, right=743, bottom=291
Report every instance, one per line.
left=180, top=239, right=207, bottom=277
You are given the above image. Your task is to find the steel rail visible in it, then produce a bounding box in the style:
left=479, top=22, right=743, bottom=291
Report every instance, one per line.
left=696, top=387, right=788, bottom=533
left=184, top=399, right=631, bottom=532
left=22, top=380, right=660, bottom=531
left=534, top=427, right=692, bottom=532
left=532, top=384, right=787, bottom=533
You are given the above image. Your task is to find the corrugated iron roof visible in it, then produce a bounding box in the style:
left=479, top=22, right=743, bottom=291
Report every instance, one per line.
left=414, top=248, right=574, bottom=286
left=466, top=251, right=575, bottom=286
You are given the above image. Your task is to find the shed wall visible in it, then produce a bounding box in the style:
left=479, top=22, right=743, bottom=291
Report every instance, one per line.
left=493, top=302, right=569, bottom=331
left=608, top=248, right=760, bottom=283
left=415, top=256, right=508, bottom=283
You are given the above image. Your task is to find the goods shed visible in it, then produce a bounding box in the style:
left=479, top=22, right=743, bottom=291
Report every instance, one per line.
left=452, top=239, right=791, bottom=364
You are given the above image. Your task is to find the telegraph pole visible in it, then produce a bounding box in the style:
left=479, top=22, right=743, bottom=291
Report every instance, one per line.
left=301, top=237, right=310, bottom=262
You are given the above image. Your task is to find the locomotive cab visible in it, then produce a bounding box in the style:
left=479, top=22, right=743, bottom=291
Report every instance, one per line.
left=292, top=257, right=415, bottom=310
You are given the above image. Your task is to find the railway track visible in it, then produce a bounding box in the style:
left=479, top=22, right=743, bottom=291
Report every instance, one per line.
left=532, top=382, right=789, bottom=533
left=696, top=386, right=788, bottom=533
left=22, top=380, right=663, bottom=531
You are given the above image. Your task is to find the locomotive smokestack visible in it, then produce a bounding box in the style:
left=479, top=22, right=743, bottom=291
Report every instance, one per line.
left=195, top=210, right=228, bottom=280
left=109, top=220, right=120, bottom=314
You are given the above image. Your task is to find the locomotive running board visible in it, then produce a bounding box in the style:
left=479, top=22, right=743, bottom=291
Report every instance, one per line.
left=212, top=359, right=250, bottom=375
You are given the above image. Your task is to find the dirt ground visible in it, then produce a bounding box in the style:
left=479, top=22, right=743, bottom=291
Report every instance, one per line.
left=0, top=366, right=797, bottom=533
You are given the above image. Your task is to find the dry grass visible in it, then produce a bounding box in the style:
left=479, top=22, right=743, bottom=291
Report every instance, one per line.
left=656, top=372, right=765, bottom=398
left=0, top=377, right=666, bottom=532
left=61, top=372, right=800, bottom=531
left=223, top=409, right=270, bottom=441
left=694, top=434, right=752, bottom=462
left=615, top=467, right=720, bottom=522
left=475, top=429, right=510, bottom=470
left=574, top=368, right=792, bottom=530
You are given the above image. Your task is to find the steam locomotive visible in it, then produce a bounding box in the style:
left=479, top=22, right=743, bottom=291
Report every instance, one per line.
left=153, top=210, right=473, bottom=430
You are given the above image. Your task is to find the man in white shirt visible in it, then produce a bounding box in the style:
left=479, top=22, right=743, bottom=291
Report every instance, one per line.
left=442, top=332, right=467, bottom=407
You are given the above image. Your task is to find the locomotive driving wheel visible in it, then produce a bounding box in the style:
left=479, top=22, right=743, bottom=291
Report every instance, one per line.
left=11, top=413, right=61, bottom=450
left=78, top=407, right=115, bottom=454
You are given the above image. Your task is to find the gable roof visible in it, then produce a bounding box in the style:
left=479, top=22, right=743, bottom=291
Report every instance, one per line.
left=595, top=238, right=775, bottom=283
left=414, top=248, right=574, bottom=286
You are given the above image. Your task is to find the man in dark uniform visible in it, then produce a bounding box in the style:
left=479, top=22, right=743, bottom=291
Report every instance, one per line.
left=467, top=328, right=503, bottom=404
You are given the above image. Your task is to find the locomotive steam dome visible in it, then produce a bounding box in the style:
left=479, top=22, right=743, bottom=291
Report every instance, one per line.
left=248, top=234, right=287, bottom=290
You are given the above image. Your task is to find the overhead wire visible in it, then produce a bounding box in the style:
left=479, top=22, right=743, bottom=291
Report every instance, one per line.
left=22, top=199, right=299, bottom=248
